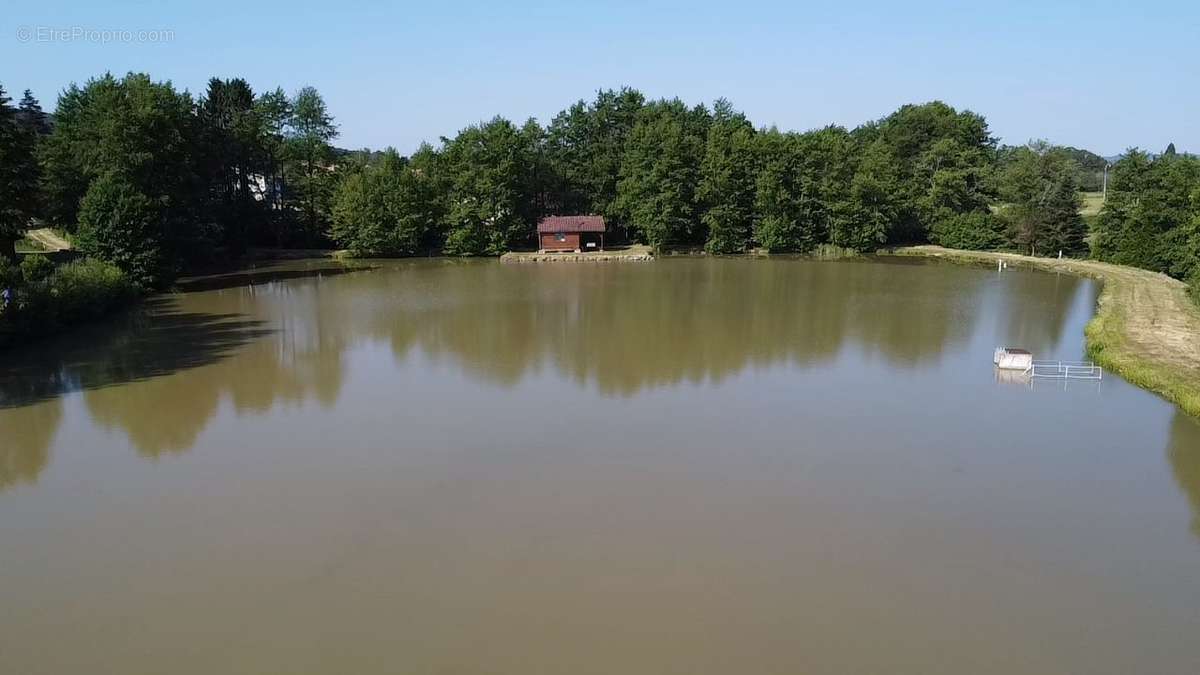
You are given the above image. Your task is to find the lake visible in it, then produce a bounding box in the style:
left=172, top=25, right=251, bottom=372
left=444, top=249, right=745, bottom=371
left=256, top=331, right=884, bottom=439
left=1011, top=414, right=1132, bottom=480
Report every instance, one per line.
left=2, top=257, right=1199, bottom=674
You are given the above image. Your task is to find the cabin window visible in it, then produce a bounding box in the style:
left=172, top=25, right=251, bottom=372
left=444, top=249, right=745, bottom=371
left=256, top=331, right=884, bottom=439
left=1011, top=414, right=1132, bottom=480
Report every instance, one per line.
left=555, top=232, right=566, bottom=242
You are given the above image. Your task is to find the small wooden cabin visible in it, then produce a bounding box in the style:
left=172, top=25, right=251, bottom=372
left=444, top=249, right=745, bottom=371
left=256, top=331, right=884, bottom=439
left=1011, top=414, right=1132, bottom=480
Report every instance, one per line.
left=538, top=215, right=606, bottom=253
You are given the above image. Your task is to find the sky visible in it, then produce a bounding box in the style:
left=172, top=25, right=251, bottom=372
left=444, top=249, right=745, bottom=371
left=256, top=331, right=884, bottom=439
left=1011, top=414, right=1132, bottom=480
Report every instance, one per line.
left=3, top=0, right=1197, bottom=156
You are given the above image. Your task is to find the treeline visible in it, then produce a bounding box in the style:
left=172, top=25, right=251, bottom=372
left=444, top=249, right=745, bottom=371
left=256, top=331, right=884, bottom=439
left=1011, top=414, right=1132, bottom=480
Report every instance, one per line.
left=330, top=91, right=1198, bottom=298
left=331, top=92, right=1099, bottom=259
left=0, top=74, right=349, bottom=343
left=1054, top=146, right=1108, bottom=192
left=3, top=74, right=1199, bottom=298
left=2, top=74, right=340, bottom=284
left=1092, top=146, right=1200, bottom=292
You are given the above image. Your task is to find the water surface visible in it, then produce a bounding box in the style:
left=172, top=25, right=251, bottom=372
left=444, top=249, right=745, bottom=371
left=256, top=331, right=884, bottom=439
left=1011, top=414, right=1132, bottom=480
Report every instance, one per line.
left=2, top=257, right=1199, bottom=674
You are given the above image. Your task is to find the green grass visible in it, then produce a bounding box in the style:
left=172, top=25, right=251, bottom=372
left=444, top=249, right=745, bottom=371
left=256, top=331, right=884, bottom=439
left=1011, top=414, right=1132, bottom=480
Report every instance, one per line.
left=989, top=192, right=1105, bottom=218
left=809, top=244, right=862, bottom=259
left=1084, top=297, right=1200, bottom=417
left=746, top=244, right=862, bottom=259
left=1079, top=191, right=1105, bottom=217
left=15, top=237, right=47, bottom=253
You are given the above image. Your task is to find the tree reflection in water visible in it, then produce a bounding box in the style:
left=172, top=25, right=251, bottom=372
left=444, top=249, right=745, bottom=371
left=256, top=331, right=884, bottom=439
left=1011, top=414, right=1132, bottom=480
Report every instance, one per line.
left=1167, top=410, right=1200, bottom=540
left=365, top=258, right=1002, bottom=394
left=0, top=257, right=1102, bottom=487
left=0, top=266, right=354, bottom=472
left=0, top=398, right=60, bottom=491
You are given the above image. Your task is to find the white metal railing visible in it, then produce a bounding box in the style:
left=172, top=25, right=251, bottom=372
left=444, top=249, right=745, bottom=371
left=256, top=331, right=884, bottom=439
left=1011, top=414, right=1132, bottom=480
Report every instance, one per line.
left=1028, top=360, right=1103, bottom=380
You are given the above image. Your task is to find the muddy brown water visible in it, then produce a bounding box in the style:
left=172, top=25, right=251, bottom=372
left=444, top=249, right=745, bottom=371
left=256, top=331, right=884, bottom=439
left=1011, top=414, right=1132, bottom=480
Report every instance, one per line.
left=2, top=257, right=1199, bottom=675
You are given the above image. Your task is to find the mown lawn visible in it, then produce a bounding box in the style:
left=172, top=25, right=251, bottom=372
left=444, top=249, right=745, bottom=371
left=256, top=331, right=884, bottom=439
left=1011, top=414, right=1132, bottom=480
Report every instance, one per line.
left=1080, top=191, right=1105, bottom=217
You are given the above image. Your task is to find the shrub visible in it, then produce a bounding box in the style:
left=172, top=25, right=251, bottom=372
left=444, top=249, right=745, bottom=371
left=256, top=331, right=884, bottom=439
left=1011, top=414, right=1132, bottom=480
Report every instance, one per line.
left=0, top=257, right=135, bottom=347
left=930, top=211, right=1008, bottom=251
left=810, top=244, right=860, bottom=259
left=331, top=159, right=442, bottom=258
left=19, top=254, right=55, bottom=283
left=0, top=257, right=21, bottom=289
left=50, top=258, right=137, bottom=321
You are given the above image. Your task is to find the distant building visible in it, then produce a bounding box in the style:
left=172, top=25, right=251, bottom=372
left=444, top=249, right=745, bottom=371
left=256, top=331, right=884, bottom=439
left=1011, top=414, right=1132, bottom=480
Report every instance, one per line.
left=537, top=215, right=606, bottom=253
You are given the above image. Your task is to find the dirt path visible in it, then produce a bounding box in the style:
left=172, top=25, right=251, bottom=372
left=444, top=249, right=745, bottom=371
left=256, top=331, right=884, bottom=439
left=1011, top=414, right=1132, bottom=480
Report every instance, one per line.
left=895, top=246, right=1200, bottom=416
left=26, top=228, right=72, bottom=252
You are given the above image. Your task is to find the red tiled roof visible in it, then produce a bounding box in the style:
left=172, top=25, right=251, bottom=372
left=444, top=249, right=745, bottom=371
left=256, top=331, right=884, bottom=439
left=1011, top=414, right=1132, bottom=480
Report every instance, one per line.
left=537, top=215, right=606, bottom=233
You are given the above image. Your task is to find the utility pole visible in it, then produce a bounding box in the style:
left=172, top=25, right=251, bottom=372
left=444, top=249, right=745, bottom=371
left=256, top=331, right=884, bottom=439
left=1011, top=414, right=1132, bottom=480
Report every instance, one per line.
left=1103, top=162, right=1111, bottom=198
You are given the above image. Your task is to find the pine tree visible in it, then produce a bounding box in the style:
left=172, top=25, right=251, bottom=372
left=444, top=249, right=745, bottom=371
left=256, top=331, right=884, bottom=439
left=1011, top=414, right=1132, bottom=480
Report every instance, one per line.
left=16, top=89, right=50, bottom=136
left=285, top=86, right=338, bottom=245
left=0, top=84, right=40, bottom=261
left=199, top=78, right=267, bottom=254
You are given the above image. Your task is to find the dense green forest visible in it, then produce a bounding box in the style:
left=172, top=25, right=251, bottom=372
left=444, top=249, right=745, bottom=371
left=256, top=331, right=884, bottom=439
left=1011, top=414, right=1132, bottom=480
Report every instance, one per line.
left=3, top=73, right=1200, bottom=344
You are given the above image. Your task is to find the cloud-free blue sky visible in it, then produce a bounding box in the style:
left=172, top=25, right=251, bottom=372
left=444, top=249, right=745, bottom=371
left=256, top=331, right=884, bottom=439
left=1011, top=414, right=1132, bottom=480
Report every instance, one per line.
left=3, top=0, right=1196, bottom=156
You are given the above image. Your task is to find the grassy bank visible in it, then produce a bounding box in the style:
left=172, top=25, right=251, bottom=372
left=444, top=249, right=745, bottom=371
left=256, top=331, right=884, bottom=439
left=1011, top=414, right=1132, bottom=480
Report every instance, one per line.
left=893, top=245, right=1200, bottom=417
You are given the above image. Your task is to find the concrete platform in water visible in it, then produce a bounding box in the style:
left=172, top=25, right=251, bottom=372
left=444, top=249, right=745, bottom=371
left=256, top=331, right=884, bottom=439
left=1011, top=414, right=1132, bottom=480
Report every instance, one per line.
left=501, top=244, right=653, bottom=263
left=994, top=347, right=1034, bottom=371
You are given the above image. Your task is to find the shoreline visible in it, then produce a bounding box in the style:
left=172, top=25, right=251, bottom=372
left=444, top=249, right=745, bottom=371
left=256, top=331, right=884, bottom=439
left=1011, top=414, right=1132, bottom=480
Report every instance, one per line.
left=13, top=246, right=1200, bottom=421
left=892, top=245, right=1200, bottom=418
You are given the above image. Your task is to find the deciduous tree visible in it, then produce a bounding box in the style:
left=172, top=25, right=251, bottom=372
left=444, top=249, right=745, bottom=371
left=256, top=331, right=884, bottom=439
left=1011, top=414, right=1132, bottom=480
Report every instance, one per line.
left=613, top=99, right=709, bottom=250
left=332, top=149, right=444, bottom=256
left=698, top=99, right=757, bottom=253
left=75, top=174, right=168, bottom=288
left=440, top=117, right=538, bottom=255
left=285, top=86, right=338, bottom=245
left=999, top=142, right=1086, bottom=256
left=546, top=88, right=645, bottom=226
